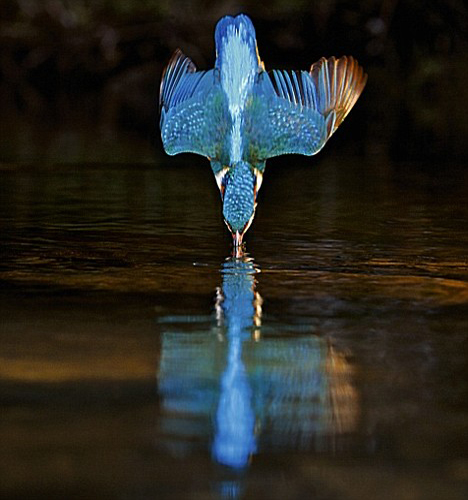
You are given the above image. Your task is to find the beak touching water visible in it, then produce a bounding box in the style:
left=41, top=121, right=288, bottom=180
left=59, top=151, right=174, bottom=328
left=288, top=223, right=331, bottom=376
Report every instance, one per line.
left=233, top=230, right=243, bottom=247
left=227, top=204, right=256, bottom=253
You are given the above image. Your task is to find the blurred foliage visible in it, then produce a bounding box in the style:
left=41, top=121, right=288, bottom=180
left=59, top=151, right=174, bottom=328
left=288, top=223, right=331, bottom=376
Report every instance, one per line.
left=0, top=0, right=467, bottom=162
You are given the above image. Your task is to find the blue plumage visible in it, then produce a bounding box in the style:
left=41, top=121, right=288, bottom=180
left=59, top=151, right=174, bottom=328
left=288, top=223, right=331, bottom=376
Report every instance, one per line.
left=222, top=161, right=256, bottom=236
left=159, top=14, right=367, bottom=247
left=214, top=14, right=259, bottom=74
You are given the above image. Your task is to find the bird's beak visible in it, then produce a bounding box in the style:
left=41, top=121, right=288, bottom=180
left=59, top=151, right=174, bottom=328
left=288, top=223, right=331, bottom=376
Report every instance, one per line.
left=233, top=230, right=243, bottom=247
left=232, top=231, right=245, bottom=258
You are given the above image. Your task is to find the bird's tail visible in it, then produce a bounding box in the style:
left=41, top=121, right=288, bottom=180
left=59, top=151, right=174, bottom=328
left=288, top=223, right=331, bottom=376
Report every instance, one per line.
left=215, top=14, right=264, bottom=72
left=309, top=56, right=367, bottom=137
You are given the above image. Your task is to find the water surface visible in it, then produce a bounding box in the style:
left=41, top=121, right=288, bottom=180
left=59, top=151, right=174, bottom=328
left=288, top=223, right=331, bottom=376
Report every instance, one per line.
left=1, top=157, right=467, bottom=499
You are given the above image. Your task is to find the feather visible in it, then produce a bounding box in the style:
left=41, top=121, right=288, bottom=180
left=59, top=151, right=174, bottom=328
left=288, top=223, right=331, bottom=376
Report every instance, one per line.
left=309, top=56, right=367, bottom=136
left=245, top=56, right=367, bottom=159
left=159, top=49, right=229, bottom=159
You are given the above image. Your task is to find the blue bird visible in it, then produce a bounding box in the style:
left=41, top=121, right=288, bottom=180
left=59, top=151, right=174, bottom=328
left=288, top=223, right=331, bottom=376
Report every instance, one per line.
left=160, top=14, right=367, bottom=247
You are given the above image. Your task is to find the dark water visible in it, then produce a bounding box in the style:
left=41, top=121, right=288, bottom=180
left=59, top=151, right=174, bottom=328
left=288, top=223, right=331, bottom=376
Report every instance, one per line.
left=1, top=156, right=467, bottom=499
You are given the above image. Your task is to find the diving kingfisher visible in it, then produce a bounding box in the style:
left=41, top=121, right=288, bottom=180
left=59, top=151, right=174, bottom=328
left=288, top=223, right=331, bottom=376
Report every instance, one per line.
left=159, top=14, right=367, bottom=247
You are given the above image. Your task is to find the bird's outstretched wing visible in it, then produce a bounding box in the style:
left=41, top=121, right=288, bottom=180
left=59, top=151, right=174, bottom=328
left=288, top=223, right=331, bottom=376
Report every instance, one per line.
left=159, top=49, right=230, bottom=159
left=244, top=56, right=367, bottom=162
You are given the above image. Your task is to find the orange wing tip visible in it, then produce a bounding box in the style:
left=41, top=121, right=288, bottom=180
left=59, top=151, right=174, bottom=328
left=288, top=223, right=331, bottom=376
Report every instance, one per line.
left=309, top=55, right=367, bottom=135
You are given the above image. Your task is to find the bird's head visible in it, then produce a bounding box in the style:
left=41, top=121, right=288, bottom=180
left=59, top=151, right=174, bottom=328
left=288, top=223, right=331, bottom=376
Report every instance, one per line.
left=215, top=161, right=263, bottom=247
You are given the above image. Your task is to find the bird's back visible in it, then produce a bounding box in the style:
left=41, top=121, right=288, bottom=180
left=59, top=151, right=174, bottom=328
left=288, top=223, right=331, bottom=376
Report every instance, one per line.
left=215, top=15, right=262, bottom=165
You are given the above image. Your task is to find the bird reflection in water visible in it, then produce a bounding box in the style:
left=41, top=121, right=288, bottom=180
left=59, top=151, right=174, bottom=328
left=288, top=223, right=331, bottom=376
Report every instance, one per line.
left=157, top=253, right=358, bottom=469
left=212, top=255, right=260, bottom=467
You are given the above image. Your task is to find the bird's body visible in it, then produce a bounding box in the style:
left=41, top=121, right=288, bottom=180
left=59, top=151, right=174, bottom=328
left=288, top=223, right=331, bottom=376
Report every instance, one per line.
left=160, top=14, right=367, bottom=247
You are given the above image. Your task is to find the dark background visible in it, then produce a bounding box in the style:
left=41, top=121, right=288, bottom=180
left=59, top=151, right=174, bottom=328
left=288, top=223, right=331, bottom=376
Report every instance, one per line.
left=0, top=0, right=467, bottom=165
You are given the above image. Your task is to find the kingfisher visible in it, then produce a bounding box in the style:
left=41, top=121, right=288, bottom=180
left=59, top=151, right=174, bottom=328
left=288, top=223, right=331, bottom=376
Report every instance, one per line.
left=159, top=14, right=367, bottom=247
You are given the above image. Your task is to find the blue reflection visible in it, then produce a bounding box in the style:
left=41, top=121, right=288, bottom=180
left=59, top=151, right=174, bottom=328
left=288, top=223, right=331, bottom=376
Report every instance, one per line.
left=216, top=480, right=244, bottom=500
left=156, top=253, right=358, bottom=469
left=212, top=257, right=258, bottom=468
